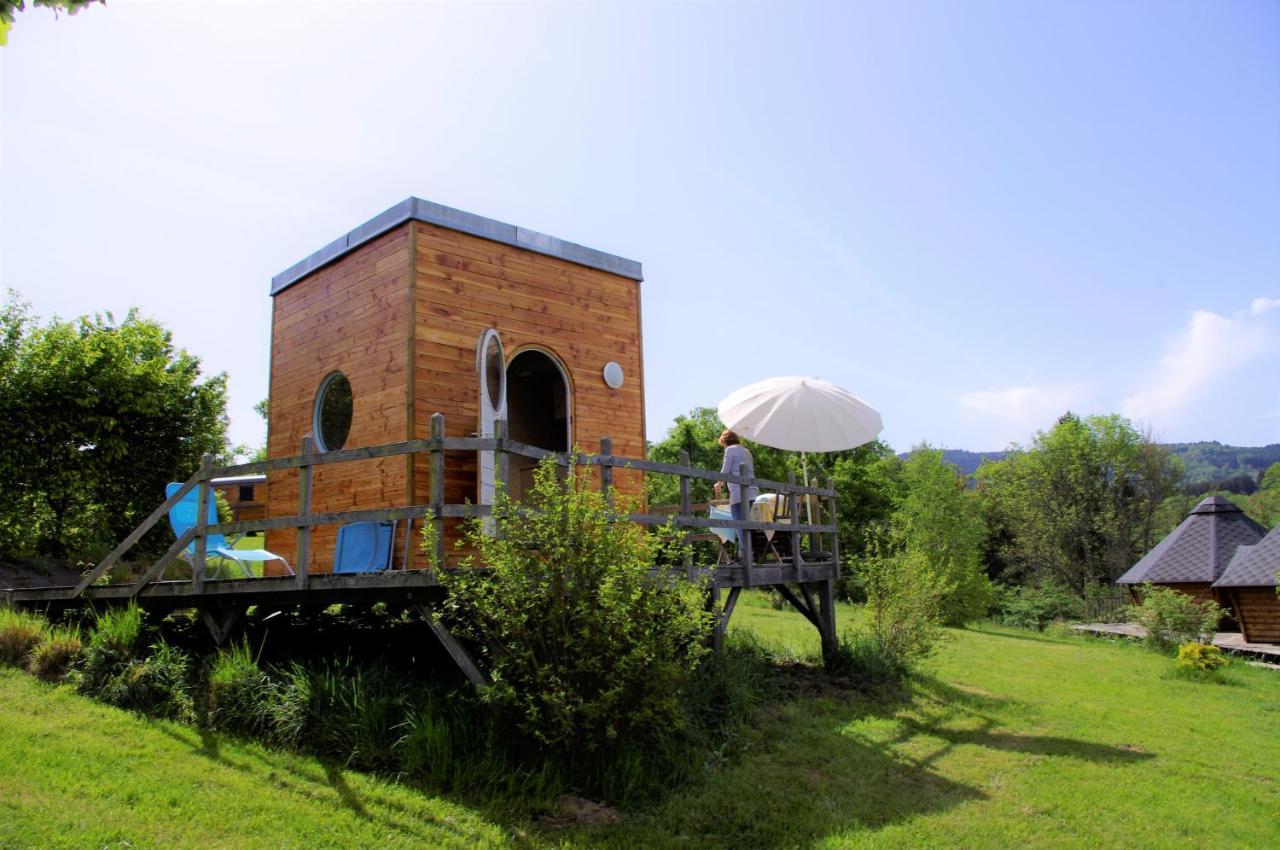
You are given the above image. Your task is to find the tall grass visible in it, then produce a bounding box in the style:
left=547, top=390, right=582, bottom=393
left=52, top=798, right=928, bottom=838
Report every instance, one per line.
left=0, top=608, right=47, bottom=666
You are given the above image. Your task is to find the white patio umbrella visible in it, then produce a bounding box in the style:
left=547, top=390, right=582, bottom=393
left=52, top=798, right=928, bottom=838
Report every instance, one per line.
left=717, top=376, right=883, bottom=523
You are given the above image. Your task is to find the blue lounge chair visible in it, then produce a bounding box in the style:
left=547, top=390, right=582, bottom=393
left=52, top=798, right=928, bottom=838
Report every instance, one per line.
left=166, top=483, right=293, bottom=578
left=333, top=521, right=396, bottom=574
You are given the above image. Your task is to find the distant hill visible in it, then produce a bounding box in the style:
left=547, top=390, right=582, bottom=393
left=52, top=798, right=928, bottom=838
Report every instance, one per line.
left=900, top=442, right=1280, bottom=484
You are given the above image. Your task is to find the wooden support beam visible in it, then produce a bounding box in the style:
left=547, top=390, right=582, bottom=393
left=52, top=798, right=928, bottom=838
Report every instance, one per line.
left=200, top=606, right=243, bottom=646
left=775, top=583, right=821, bottom=629
left=73, top=469, right=202, bottom=596
left=416, top=604, right=489, bottom=686
left=788, top=471, right=802, bottom=570
left=295, top=436, right=313, bottom=591
left=126, top=528, right=196, bottom=598
left=715, top=585, right=742, bottom=650
left=192, top=454, right=213, bottom=595
left=739, top=466, right=753, bottom=589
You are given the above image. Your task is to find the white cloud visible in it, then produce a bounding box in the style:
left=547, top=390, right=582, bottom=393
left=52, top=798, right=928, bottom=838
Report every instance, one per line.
left=954, top=382, right=1095, bottom=447
left=1250, top=297, right=1280, bottom=317
left=1121, top=307, right=1273, bottom=423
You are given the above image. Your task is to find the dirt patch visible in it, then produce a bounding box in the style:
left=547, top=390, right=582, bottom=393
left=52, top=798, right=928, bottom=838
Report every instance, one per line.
left=767, top=660, right=859, bottom=699
left=538, top=794, right=623, bottom=829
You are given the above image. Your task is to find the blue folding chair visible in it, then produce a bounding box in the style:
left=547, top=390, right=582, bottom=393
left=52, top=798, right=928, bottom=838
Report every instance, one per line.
left=166, top=483, right=293, bottom=578
left=333, top=521, right=396, bottom=574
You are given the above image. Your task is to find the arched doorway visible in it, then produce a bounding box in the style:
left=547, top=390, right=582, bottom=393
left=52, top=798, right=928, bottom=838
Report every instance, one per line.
left=506, top=348, right=571, bottom=500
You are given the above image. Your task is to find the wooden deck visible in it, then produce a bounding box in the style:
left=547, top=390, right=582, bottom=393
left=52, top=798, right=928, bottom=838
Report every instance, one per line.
left=3, top=417, right=845, bottom=675
left=1073, top=623, right=1280, bottom=663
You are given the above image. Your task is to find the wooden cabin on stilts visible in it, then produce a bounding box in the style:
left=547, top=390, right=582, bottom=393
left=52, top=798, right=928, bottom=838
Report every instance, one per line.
left=4, top=199, right=844, bottom=675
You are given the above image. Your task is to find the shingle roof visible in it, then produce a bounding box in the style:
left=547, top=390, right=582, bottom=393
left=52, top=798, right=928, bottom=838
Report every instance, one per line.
left=1117, top=496, right=1267, bottom=585
left=1213, top=524, right=1280, bottom=589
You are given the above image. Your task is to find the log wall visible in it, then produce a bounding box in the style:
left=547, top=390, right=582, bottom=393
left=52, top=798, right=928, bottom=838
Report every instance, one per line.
left=1230, top=587, right=1280, bottom=644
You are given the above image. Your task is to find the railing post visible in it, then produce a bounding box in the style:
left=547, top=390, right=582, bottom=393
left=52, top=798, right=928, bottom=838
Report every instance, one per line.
left=494, top=418, right=509, bottom=500
left=295, top=436, right=313, bottom=590
left=807, top=475, right=821, bottom=555
left=600, top=436, right=613, bottom=509
left=826, top=477, right=839, bottom=574
left=430, top=413, right=446, bottom=572
left=788, top=471, right=802, bottom=570
left=679, top=450, right=692, bottom=581
left=739, top=465, right=753, bottom=588
left=192, top=453, right=213, bottom=594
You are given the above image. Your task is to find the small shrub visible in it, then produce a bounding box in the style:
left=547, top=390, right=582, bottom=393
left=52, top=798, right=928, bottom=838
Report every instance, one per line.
left=78, top=604, right=145, bottom=695
left=0, top=609, right=47, bottom=666
left=438, top=456, right=713, bottom=773
left=264, top=662, right=311, bottom=749
left=854, top=544, right=946, bottom=675
left=825, top=631, right=905, bottom=686
left=101, top=642, right=195, bottom=721
left=1127, top=584, right=1224, bottom=652
left=205, top=641, right=271, bottom=737
left=1175, top=642, right=1229, bottom=675
left=27, top=627, right=82, bottom=681
left=997, top=581, right=1083, bottom=631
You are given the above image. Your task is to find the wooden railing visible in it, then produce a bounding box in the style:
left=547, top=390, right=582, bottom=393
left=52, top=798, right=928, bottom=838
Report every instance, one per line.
left=74, top=413, right=839, bottom=599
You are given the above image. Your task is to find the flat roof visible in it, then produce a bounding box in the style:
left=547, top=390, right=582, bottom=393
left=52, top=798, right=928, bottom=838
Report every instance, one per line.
left=271, top=197, right=644, bottom=295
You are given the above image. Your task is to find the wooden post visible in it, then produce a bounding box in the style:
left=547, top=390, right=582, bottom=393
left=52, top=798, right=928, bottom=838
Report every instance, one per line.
left=739, top=465, right=753, bottom=588
left=820, top=476, right=839, bottom=664
left=600, top=436, right=613, bottom=509
left=494, top=418, right=509, bottom=499
left=826, top=477, right=840, bottom=575
left=807, top=475, right=821, bottom=555
left=430, top=413, right=446, bottom=571
left=191, top=453, right=213, bottom=595
left=788, top=471, right=802, bottom=570
left=679, top=450, right=693, bottom=581
left=295, top=436, right=313, bottom=590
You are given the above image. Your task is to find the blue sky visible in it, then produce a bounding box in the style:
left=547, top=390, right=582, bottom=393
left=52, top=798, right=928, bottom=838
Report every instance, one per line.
left=2, top=0, right=1277, bottom=453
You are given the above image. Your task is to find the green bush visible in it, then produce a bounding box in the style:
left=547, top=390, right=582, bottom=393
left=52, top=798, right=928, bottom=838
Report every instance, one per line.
left=1127, top=583, right=1224, bottom=652
left=438, top=456, right=714, bottom=781
left=305, top=660, right=407, bottom=774
left=997, top=581, right=1083, bottom=630
left=0, top=608, right=47, bottom=666
left=27, top=627, right=82, bottom=682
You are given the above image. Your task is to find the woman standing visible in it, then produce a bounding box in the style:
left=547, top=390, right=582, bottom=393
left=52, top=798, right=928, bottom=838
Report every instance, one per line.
left=713, top=430, right=758, bottom=560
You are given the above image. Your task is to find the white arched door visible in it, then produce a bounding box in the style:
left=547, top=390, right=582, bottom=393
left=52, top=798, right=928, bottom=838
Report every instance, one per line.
left=476, top=328, right=506, bottom=509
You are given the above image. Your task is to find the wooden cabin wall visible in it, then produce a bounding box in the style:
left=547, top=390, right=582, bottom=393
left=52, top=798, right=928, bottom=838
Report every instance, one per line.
left=408, top=220, right=646, bottom=566
left=213, top=483, right=267, bottom=523
left=1230, top=588, right=1280, bottom=644
left=265, top=226, right=412, bottom=575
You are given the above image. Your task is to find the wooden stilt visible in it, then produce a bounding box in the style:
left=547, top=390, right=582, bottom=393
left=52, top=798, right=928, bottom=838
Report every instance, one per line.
left=200, top=606, right=243, bottom=646
left=416, top=604, right=489, bottom=686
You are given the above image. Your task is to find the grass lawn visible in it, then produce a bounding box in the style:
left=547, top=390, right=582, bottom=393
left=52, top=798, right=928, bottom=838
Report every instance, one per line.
left=3, top=593, right=1279, bottom=848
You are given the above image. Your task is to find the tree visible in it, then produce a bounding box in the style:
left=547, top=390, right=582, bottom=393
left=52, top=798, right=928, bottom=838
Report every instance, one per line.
left=0, top=0, right=102, bottom=46
left=0, top=293, right=228, bottom=558
left=976, top=413, right=1181, bottom=592
left=890, top=446, right=990, bottom=625
left=1246, top=462, right=1280, bottom=529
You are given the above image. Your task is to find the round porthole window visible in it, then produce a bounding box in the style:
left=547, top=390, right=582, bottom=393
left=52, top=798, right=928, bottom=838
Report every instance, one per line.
left=313, top=372, right=353, bottom=452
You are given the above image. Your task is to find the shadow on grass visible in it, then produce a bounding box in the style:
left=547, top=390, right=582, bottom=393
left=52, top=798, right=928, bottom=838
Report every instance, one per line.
left=962, top=624, right=1079, bottom=646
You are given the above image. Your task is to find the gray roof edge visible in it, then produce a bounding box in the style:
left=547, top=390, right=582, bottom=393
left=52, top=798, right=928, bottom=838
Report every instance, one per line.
left=270, top=197, right=644, bottom=294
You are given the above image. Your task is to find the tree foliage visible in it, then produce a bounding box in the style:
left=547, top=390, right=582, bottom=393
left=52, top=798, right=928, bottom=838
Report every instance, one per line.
left=884, top=446, right=990, bottom=625
left=0, top=0, right=102, bottom=46
left=975, top=413, right=1181, bottom=592
left=0, top=293, right=228, bottom=558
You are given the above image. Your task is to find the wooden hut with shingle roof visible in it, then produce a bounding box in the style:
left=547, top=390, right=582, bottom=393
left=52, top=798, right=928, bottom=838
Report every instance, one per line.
left=1212, top=526, right=1280, bottom=643
left=1116, top=496, right=1266, bottom=610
